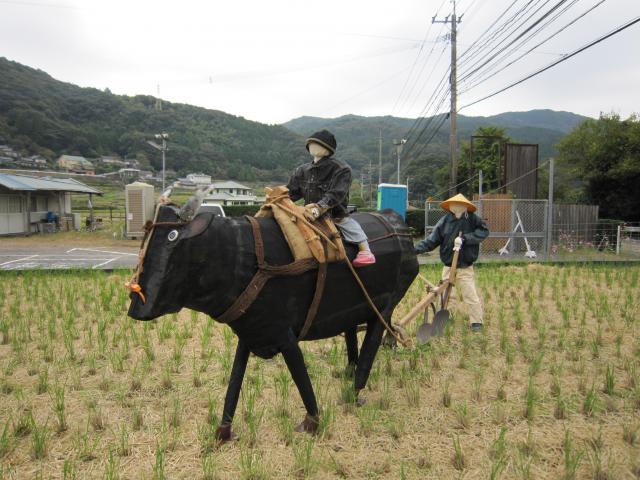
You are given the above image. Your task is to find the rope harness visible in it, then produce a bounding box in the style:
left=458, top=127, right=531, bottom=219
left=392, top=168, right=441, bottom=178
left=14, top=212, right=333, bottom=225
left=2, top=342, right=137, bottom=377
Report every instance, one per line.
left=126, top=204, right=410, bottom=345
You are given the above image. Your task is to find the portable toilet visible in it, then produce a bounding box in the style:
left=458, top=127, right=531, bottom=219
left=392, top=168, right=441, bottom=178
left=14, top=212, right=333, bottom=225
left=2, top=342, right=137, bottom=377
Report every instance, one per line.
left=377, top=183, right=408, bottom=220
left=125, top=182, right=155, bottom=239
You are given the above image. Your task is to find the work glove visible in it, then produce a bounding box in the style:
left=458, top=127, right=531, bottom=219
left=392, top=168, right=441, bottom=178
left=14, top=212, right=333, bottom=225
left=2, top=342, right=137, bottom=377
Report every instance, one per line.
left=454, top=236, right=464, bottom=250
left=303, top=203, right=325, bottom=222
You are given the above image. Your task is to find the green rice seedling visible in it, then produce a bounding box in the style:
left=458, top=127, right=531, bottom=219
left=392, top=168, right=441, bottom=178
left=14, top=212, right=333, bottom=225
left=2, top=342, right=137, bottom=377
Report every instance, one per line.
left=104, top=448, right=120, bottom=480
left=555, top=394, right=568, bottom=420
left=384, top=413, right=405, bottom=441
left=72, top=423, right=98, bottom=461
left=30, top=417, right=48, bottom=460
left=517, top=428, right=537, bottom=460
left=222, top=325, right=234, bottom=353
left=515, top=448, right=532, bottom=480
left=496, top=382, right=506, bottom=401
left=404, top=377, right=420, bottom=407
left=587, top=430, right=610, bottom=480
left=615, top=334, right=623, bottom=358
left=377, top=374, right=391, bottom=410
left=13, top=408, right=33, bottom=437
left=192, top=354, right=202, bottom=388
left=339, top=375, right=357, bottom=408
left=36, top=366, right=48, bottom=395
left=318, top=404, right=335, bottom=439
left=239, top=443, right=267, bottom=480
left=622, top=423, right=638, bottom=446
left=454, top=402, right=470, bottom=430
left=198, top=421, right=219, bottom=454
left=50, top=382, right=67, bottom=433
left=357, top=404, right=377, bottom=436
left=292, top=437, right=317, bottom=478
left=62, top=459, right=77, bottom=480
left=172, top=332, right=187, bottom=372
left=490, top=426, right=508, bottom=461
left=452, top=435, right=466, bottom=471
left=88, top=402, right=105, bottom=431
left=276, top=413, right=294, bottom=446
left=523, top=377, right=537, bottom=421
left=505, top=344, right=515, bottom=366
left=242, top=386, right=264, bottom=447
left=529, top=351, right=544, bottom=377
left=218, top=350, right=232, bottom=385
left=603, top=364, right=615, bottom=395
left=169, top=396, right=181, bottom=428
left=583, top=385, right=598, bottom=417
left=132, top=406, right=144, bottom=431
left=563, top=430, right=584, bottom=480
left=471, top=367, right=484, bottom=401
left=160, top=361, right=173, bottom=390
left=86, top=353, right=97, bottom=376
left=117, top=424, right=131, bottom=456
left=206, top=394, right=218, bottom=426
left=202, top=452, right=217, bottom=480
left=0, top=418, right=11, bottom=458
left=442, top=379, right=452, bottom=408
left=153, top=442, right=165, bottom=480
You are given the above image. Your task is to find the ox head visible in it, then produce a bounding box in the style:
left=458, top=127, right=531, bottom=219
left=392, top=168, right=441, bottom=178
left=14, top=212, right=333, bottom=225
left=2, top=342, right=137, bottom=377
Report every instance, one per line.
left=127, top=189, right=213, bottom=321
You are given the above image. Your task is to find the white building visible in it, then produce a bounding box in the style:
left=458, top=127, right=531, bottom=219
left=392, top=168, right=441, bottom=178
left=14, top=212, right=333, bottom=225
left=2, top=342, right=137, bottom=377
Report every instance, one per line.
left=203, top=181, right=263, bottom=206
left=186, top=173, right=211, bottom=185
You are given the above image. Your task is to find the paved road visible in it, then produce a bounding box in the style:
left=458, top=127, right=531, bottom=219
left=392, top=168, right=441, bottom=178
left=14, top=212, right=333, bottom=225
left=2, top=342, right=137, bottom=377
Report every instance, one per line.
left=0, top=246, right=139, bottom=270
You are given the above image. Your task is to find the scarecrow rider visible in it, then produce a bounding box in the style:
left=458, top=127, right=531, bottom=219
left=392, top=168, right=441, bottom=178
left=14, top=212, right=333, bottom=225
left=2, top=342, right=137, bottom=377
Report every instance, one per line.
left=414, top=193, right=489, bottom=331
left=286, top=129, right=376, bottom=267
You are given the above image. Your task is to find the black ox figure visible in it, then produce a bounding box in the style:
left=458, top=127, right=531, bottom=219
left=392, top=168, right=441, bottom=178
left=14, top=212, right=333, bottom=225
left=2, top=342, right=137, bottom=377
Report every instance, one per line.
left=128, top=198, right=418, bottom=440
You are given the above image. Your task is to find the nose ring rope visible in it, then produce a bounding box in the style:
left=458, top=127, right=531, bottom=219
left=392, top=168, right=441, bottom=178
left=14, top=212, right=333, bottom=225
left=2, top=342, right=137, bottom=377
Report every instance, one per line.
left=124, top=203, right=185, bottom=304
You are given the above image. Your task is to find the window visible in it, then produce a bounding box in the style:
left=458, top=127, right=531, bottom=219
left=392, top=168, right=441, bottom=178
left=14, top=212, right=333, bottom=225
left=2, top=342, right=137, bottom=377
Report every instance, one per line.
left=0, top=195, right=23, bottom=213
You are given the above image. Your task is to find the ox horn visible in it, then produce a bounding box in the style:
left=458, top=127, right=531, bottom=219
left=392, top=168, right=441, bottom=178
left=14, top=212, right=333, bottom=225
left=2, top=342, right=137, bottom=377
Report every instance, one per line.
left=159, top=186, right=173, bottom=205
left=178, top=186, right=210, bottom=222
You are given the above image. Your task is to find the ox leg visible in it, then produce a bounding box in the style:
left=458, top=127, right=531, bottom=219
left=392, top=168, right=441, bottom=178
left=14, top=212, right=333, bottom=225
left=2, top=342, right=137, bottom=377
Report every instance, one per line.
left=216, top=340, right=250, bottom=442
left=280, top=340, right=319, bottom=435
left=344, top=326, right=359, bottom=377
left=354, top=320, right=385, bottom=404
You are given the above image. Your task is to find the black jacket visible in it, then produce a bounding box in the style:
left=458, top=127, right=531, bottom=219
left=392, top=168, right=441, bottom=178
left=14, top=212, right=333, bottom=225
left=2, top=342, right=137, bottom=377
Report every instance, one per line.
left=414, top=212, right=489, bottom=268
left=286, top=155, right=351, bottom=219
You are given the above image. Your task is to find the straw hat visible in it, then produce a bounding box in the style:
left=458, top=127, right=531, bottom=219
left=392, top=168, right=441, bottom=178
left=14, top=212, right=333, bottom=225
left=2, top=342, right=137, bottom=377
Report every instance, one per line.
left=440, top=193, right=476, bottom=213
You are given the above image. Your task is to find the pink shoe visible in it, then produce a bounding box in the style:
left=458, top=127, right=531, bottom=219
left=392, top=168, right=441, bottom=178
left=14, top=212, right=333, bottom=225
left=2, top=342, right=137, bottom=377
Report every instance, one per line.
left=353, top=251, right=376, bottom=267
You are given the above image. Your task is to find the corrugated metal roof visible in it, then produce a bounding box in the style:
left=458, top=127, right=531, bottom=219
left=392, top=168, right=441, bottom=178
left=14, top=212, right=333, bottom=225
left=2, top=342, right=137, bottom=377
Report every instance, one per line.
left=0, top=173, right=102, bottom=194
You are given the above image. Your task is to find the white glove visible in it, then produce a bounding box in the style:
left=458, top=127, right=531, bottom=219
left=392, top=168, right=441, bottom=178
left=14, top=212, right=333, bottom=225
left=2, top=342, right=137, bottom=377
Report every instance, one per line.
left=454, top=236, right=463, bottom=250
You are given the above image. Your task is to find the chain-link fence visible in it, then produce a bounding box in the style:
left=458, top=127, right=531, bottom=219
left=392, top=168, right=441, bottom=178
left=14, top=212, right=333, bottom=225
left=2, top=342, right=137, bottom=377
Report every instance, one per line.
left=424, top=199, right=640, bottom=262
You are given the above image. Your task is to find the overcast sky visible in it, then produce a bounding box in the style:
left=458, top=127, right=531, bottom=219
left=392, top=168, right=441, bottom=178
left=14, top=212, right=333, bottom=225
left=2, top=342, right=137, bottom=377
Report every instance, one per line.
left=2, top=0, right=639, bottom=124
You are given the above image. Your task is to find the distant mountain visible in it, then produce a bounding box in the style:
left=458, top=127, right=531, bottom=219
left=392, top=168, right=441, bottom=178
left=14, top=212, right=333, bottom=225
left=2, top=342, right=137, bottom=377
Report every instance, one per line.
left=0, top=57, right=306, bottom=181
left=0, top=56, right=590, bottom=191
left=283, top=110, right=589, bottom=174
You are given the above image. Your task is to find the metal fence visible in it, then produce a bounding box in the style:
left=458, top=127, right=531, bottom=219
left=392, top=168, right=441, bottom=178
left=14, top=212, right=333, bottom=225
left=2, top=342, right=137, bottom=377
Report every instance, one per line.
left=424, top=199, right=640, bottom=261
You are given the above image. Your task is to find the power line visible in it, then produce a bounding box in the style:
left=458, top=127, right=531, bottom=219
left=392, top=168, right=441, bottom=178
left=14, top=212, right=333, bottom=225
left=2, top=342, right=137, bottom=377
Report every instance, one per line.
left=391, top=0, right=447, bottom=115
left=461, top=0, right=604, bottom=94
left=460, top=15, right=640, bottom=110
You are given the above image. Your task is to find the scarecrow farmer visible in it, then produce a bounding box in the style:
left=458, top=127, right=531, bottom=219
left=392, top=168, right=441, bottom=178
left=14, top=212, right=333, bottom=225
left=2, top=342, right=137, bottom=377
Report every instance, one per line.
left=286, top=129, right=376, bottom=267
left=414, top=193, right=489, bottom=331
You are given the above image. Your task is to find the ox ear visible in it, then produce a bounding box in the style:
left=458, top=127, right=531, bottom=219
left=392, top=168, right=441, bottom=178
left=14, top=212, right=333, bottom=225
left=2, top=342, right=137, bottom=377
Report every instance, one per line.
left=181, top=212, right=214, bottom=239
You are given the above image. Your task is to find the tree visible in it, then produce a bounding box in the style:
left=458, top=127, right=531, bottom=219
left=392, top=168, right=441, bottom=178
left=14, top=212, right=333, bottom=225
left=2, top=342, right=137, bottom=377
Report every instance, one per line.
left=556, top=113, right=640, bottom=221
left=458, top=126, right=512, bottom=197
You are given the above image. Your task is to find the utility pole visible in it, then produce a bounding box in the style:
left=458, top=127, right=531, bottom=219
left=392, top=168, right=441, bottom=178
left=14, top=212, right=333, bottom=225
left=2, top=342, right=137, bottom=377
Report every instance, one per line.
left=392, top=138, right=407, bottom=184
left=433, top=0, right=462, bottom=197
left=378, top=129, right=382, bottom=185
left=147, top=133, right=169, bottom=191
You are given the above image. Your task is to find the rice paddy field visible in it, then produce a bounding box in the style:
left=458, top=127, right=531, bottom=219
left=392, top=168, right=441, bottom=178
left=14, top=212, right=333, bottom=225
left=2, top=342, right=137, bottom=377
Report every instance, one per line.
left=0, top=263, right=639, bottom=479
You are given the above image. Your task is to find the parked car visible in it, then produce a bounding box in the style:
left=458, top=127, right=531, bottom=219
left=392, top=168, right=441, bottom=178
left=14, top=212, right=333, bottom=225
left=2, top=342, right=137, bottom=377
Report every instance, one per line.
left=197, top=204, right=226, bottom=217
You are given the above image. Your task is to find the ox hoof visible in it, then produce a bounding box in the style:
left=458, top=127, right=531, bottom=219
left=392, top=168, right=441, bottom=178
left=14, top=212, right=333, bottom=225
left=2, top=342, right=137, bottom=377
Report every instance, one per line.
left=215, top=423, right=239, bottom=443
left=294, top=414, right=319, bottom=435
left=356, top=395, right=366, bottom=407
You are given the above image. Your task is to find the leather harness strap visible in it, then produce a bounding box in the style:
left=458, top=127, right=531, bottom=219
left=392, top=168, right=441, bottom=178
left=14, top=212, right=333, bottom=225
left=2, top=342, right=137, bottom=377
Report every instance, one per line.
left=216, top=214, right=411, bottom=345
left=216, top=216, right=320, bottom=328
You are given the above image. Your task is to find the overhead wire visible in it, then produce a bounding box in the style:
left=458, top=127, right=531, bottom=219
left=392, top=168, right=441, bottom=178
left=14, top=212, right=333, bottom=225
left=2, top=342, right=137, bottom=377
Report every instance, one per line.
left=460, top=14, right=640, bottom=110
left=459, top=0, right=583, bottom=87
left=461, top=0, right=605, bottom=94
left=391, top=0, right=448, bottom=115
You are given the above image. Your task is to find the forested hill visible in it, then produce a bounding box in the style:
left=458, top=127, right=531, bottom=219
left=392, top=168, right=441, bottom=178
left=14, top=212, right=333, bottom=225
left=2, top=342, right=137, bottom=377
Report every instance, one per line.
left=0, top=57, right=306, bottom=181
left=283, top=109, right=588, bottom=179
